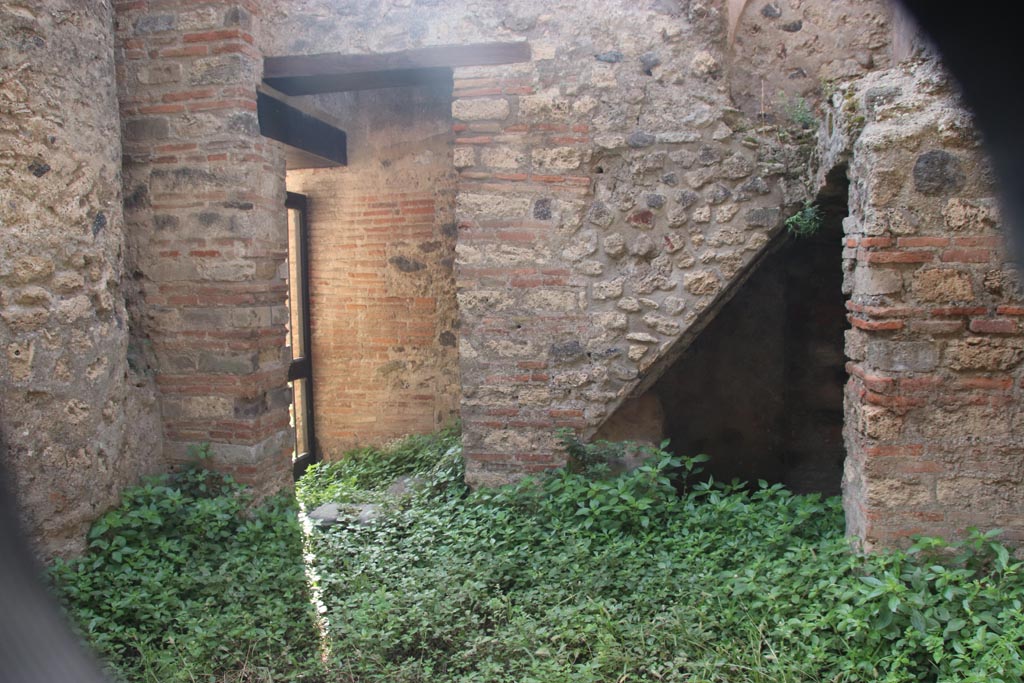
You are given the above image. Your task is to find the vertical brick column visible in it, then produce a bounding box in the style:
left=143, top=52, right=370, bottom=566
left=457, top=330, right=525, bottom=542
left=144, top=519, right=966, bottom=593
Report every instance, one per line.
left=452, top=66, right=594, bottom=487
left=831, top=61, right=1024, bottom=548
left=116, top=0, right=291, bottom=492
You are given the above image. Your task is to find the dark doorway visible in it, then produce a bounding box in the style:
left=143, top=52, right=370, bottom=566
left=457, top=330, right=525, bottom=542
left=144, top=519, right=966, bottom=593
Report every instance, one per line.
left=653, top=170, right=850, bottom=494
left=286, top=192, right=318, bottom=479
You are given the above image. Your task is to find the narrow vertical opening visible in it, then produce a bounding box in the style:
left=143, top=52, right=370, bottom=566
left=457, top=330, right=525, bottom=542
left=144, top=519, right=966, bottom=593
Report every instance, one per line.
left=286, top=192, right=318, bottom=478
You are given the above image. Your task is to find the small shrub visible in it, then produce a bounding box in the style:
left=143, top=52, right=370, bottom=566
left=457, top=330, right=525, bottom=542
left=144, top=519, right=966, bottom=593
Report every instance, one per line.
left=301, top=436, right=1024, bottom=683
left=52, top=431, right=1024, bottom=682
left=785, top=200, right=822, bottom=237
left=780, top=93, right=818, bottom=130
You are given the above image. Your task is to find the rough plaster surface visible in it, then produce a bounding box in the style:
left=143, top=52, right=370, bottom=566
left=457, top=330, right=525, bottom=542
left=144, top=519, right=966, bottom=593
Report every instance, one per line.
left=0, top=0, right=163, bottom=559
left=286, top=83, right=460, bottom=456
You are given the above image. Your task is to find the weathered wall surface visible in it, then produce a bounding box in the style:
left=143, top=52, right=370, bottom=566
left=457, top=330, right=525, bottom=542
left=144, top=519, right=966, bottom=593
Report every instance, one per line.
left=116, top=0, right=292, bottom=492
left=818, top=59, right=1024, bottom=547
left=286, top=83, right=460, bottom=456
left=0, top=0, right=163, bottom=559
left=263, top=0, right=893, bottom=486
left=729, top=0, right=892, bottom=119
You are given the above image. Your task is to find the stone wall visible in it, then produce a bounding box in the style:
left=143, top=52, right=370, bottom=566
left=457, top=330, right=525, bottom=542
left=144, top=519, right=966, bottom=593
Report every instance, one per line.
left=286, top=83, right=460, bottom=456
left=0, top=0, right=163, bottom=559
left=116, top=0, right=292, bottom=492
left=6, top=0, right=1023, bottom=556
left=818, top=59, right=1024, bottom=547
left=262, top=0, right=896, bottom=486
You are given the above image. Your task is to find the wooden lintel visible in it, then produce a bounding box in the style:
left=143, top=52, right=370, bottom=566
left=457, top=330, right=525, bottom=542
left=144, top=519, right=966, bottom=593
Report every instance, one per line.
left=265, top=66, right=453, bottom=97
left=257, top=88, right=347, bottom=167
left=263, top=41, right=531, bottom=95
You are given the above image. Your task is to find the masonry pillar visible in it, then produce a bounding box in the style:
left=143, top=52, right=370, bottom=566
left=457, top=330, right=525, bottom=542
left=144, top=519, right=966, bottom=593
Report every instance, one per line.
left=116, top=0, right=292, bottom=492
left=0, top=0, right=164, bottom=558
left=821, top=61, right=1024, bottom=548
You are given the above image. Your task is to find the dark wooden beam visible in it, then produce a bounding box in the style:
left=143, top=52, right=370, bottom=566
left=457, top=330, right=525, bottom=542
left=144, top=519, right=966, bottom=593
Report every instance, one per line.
left=257, top=89, right=347, bottom=167
left=265, top=66, right=453, bottom=97
left=263, top=41, right=531, bottom=96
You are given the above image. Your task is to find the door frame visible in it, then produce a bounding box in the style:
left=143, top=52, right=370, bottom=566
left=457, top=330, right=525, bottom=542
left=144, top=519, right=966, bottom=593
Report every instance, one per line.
left=286, top=191, right=319, bottom=479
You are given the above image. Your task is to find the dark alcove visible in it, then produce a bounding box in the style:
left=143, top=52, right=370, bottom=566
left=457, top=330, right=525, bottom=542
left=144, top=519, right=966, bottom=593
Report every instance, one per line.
left=654, top=169, right=850, bottom=494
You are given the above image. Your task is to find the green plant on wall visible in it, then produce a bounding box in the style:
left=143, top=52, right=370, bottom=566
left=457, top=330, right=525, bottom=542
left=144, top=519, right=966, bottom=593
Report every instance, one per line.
left=780, top=93, right=818, bottom=130
left=786, top=200, right=822, bottom=238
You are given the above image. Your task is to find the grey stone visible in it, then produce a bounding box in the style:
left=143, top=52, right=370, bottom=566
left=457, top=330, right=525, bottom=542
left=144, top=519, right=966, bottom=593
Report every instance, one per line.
left=28, top=160, right=50, bottom=177
left=913, top=150, right=966, bottom=195
left=199, top=351, right=256, bottom=374
left=134, top=14, right=175, bottom=34
left=719, top=153, right=755, bottom=179
left=706, top=184, right=732, bottom=205
left=595, top=51, right=624, bottom=63
left=864, top=86, right=902, bottom=112
left=781, top=20, right=803, bottom=32
left=866, top=341, right=939, bottom=373
left=233, top=395, right=268, bottom=418
left=697, top=145, right=721, bottom=166
left=352, top=504, right=382, bottom=527
left=588, top=200, right=614, bottom=226
left=125, top=117, right=170, bottom=141
left=502, top=14, right=537, bottom=31
left=627, top=131, right=657, bottom=148
left=736, top=176, right=770, bottom=199
left=308, top=502, right=342, bottom=525
left=645, top=193, right=666, bottom=209
left=745, top=206, right=781, bottom=227
left=760, top=3, right=781, bottom=18
left=227, top=113, right=259, bottom=136
left=124, top=184, right=150, bottom=210
left=533, top=198, right=553, bottom=220
left=389, top=256, right=426, bottom=272
left=223, top=7, right=253, bottom=28
left=387, top=475, right=427, bottom=497
left=550, top=340, right=585, bottom=361
left=91, top=212, right=107, bottom=236
left=640, top=52, right=662, bottom=72
left=676, top=189, right=700, bottom=208
left=650, top=0, right=684, bottom=16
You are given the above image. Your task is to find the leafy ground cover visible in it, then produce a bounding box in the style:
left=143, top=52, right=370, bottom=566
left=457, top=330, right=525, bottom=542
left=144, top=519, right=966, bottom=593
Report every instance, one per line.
left=49, top=428, right=1024, bottom=682
left=300, top=432, right=1024, bottom=683
left=49, top=461, right=325, bottom=682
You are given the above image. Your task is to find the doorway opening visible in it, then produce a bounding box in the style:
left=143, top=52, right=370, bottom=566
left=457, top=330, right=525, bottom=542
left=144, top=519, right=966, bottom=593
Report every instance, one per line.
left=286, top=192, right=318, bottom=479
left=616, top=167, right=851, bottom=494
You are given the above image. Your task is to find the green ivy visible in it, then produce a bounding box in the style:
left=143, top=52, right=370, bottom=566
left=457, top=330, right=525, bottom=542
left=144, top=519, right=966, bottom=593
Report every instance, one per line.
left=295, top=422, right=463, bottom=508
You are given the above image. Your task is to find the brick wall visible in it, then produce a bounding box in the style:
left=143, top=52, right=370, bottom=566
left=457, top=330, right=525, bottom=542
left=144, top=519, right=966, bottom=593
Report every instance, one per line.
left=286, top=84, right=460, bottom=456
left=116, top=0, right=292, bottom=492
left=819, top=59, right=1024, bottom=547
